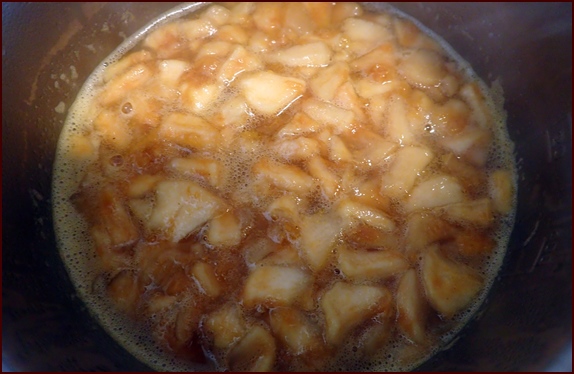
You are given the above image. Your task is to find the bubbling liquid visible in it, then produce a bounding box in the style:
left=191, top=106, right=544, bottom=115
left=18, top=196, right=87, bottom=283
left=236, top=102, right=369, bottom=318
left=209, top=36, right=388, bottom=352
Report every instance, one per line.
left=53, top=2, right=516, bottom=372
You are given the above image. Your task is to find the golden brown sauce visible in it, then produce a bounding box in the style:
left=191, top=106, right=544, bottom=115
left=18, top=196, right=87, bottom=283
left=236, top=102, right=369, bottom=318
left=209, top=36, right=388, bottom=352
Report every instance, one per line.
left=53, top=2, right=516, bottom=371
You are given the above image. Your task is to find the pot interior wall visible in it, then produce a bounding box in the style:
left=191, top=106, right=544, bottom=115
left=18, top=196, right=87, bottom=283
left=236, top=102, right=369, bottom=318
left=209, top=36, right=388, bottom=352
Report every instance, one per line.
left=2, top=2, right=571, bottom=371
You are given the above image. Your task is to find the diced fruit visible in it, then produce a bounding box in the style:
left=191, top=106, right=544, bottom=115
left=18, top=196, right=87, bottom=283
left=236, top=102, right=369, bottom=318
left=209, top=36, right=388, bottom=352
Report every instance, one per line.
left=218, top=45, right=263, bottom=84
left=147, top=180, right=223, bottom=242
left=107, top=270, right=143, bottom=315
left=405, top=175, right=464, bottom=212
left=191, top=261, right=222, bottom=297
left=337, top=199, right=395, bottom=232
left=204, top=304, right=247, bottom=349
left=321, top=282, right=392, bottom=345
left=227, top=325, right=276, bottom=372
left=441, top=198, right=494, bottom=227
left=421, top=246, right=483, bottom=318
left=302, top=98, right=355, bottom=134
left=489, top=169, right=514, bottom=214
left=273, top=137, right=321, bottom=161
left=159, top=112, right=220, bottom=150
left=269, top=307, right=322, bottom=355
left=396, top=269, right=428, bottom=344
left=310, top=62, right=349, bottom=101
left=270, top=42, right=332, bottom=67
left=240, top=71, right=306, bottom=115
left=398, top=49, right=446, bottom=88
left=405, top=212, right=455, bottom=256
left=381, top=146, right=434, bottom=198
left=307, top=156, right=340, bottom=200
left=252, top=159, right=315, bottom=194
left=206, top=211, right=242, bottom=247
left=299, top=213, right=342, bottom=271
left=167, top=157, right=225, bottom=188
left=243, top=266, right=312, bottom=308
left=337, top=245, right=409, bottom=281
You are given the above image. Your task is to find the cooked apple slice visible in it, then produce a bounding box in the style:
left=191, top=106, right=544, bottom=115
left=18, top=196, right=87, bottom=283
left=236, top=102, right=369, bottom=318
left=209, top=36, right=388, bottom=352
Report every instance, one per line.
left=310, top=61, right=349, bottom=101
left=345, top=223, right=400, bottom=251
left=201, top=4, right=230, bottom=26
left=206, top=211, right=242, bottom=247
left=337, top=245, right=409, bottom=281
left=204, top=304, right=247, bottom=349
left=92, top=186, right=139, bottom=248
left=380, top=146, right=434, bottom=199
left=405, top=211, right=455, bottom=255
left=405, top=175, right=464, bottom=212
left=337, top=199, right=395, bottom=232
left=127, top=174, right=162, bottom=198
left=276, top=112, right=323, bottom=138
left=243, top=266, right=312, bottom=308
left=191, top=261, right=222, bottom=298
left=264, top=194, right=302, bottom=223
left=386, top=94, right=416, bottom=145
left=299, top=213, right=342, bottom=271
left=240, top=71, right=306, bottom=115
left=269, top=42, right=332, bottom=67
left=489, top=169, right=514, bottom=214
left=159, top=112, right=220, bottom=150
left=179, top=18, right=217, bottom=41
left=332, top=81, right=367, bottom=123
left=269, top=307, right=322, bottom=355
left=398, top=49, right=446, bottom=88
left=439, top=126, right=492, bottom=167
left=100, top=63, right=154, bottom=106
left=321, top=282, right=393, bottom=345
left=396, top=269, right=428, bottom=344
left=93, top=109, right=131, bottom=150
left=441, top=198, right=494, bottom=227
left=144, top=290, right=177, bottom=316
left=302, top=98, right=355, bottom=134
left=107, top=270, right=143, bottom=315
left=328, top=133, right=354, bottom=163
left=258, top=244, right=302, bottom=267
left=342, top=18, right=391, bottom=55
left=273, top=137, right=321, bottom=161
left=227, top=325, right=276, bottom=372
left=128, top=197, right=154, bottom=224
left=356, top=314, right=393, bottom=357
left=147, top=180, right=223, bottom=242
left=332, top=2, right=363, bottom=23
left=439, top=153, right=486, bottom=194
left=103, top=50, right=154, bottom=83
left=351, top=128, right=397, bottom=168
left=216, top=94, right=253, bottom=129
left=307, top=156, right=340, bottom=200
left=218, top=45, right=263, bottom=84
left=182, top=81, right=225, bottom=115
left=252, top=159, right=315, bottom=194
left=459, top=82, right=492, bottom=129
left=158, top=59, right=190, bottom=87
left=167, top=157, right=225, bottom=188
left=421, top=246, right=483, bottom=318
left=284, top=3, right=316, bottom=35
left=243, top=237, right=281, bottom=267
left=252, top=2, right=283, bottom=32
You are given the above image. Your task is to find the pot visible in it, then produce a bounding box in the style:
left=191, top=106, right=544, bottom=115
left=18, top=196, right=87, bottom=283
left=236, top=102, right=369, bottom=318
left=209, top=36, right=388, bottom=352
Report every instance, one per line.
left=2, top=2, right=571, bottom=371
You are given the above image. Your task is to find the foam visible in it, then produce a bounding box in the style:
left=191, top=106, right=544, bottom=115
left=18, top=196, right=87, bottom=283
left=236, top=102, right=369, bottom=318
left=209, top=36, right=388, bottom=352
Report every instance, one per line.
left=52, top=2, right=517, bottom=372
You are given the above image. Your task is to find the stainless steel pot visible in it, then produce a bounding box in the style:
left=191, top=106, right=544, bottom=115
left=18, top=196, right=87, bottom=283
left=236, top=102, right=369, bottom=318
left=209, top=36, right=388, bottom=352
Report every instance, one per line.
left=2, top=2, right=571, bottom=371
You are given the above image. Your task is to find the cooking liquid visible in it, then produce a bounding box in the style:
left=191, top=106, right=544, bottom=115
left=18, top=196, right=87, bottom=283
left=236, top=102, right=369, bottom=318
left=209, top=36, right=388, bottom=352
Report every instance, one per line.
left=52, top=2, right=516, bottom=371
